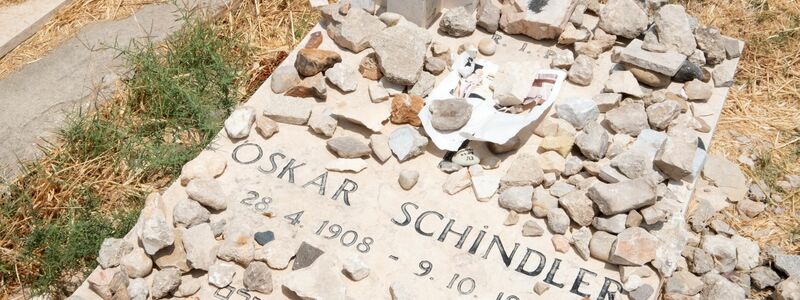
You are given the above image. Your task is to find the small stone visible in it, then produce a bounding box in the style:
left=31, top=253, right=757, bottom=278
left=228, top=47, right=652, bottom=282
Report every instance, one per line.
left=575, top=123, right=609, bottom=161
left=97, top=238, right=133, bottom=269
left=593, top=93, right=621, bottom=112
left=343, top=256, right=370, bottom=281
left=359, top=52, right=383, bottom=81
left=424, top=56, right=447, bottom=75
left=559, top=190, right=595, bottom=226
left=563, top=156, right=583, bottom=176
left=173, top=198, right=210, bottom=228
left=689, top=248, right=713, bottom=275
left=499, top=186, right=534, bottom=213
left=327, top=136, right=371, bottom=158
left=737, top=199, right=765, bottom=218
left=369, top=21, right=431, bottom=86
left=325, top=63, right=359, bottom=93
left=243, top=261, right=273, bottom=294
left=429, top=99, right=472, bottom=131
left=254, top=231, right=275, bottom=246
left=532, top=186, right=559, bottom=218
left=286, top=73, right=327, bottom=99
left=702, top=234, right=737, bottom=273
left=673, top=59, right=706, bottom=83
left=152, top=229, right=190, bottom=272
left=522, top=220, right=544, bottom=237
left=294, top=48, right=342, bottom=77
left=127, top=278, right=149, bottom=300
left=695, top=25, right=726, bottom=65
left=182, top=223, right=216, bottom=271
left=654, top=134, right=698, bottom=180
left=325, top=158, right=368, bottom=173
left=621, top=39, right=688, bottom=77
left=263, top=95, right=314, bottom=125
left=499, top=0, right=578, bottom=40
left=408, top=71, right=435, bottom=97
left=217, top=225, right=255, bottom=266
left=500, top=154, right=545, bottom=189
left=254, top=239, right=300, bottom=270
left=478, top=38, right=496, bottom=55
left=270, top=65, right=301, bottom=94
left=179, top=152, right=227, bottom=186
left=504, top=211, right=519, bottom=225
left=593, top=214, right=627, bottom=234
left=121, top=247, right=153, bottom=278
left=388, top=125, right=428, bottom=162
left=255, top=115, right=279, bottom=139
left=533, top=281, right=550, bottom=295
left=549, top=181, right=576, bottom=197
left=628, top=64, right=671, bottom=88
left=665, top=270, right=704, bottom=295
left=559, top=24, right=591, bottom=45
left=440, top=6, right=476, bottom=37
left=476, top=0, right=502, bottom=33
left=750, top=266, right=781, bottom=289
left=589, top=176, right=658, bottom=215
left=703, top=154, right=748, bottom=203
left=304, top=31, right=323, bottom=48
left=398, top=170, right=419, bottom=190
left=702, top=273, right=746, bottom=300
left=776, top=276, right=800, bottom=300
left=546, top=208, right=570, bottom=234
left=610, top=227, right=659, bottom=265
left=186, top=178, right=228, bottom=210
left=379, top=12, right=403, bottom=27
left=368, top=82, right=390, bottom=103
left=151, top=267, right=181, bottom=299
left=571, top=226, right=592, bottom=260
left=453, top=148, right=481, bottom=167
left=605, top=70, right=644, bottom=98
left=443, top=168, right=472, bottom=195
left=568, top=55, right=594, bottom=86
left=327, top=8, right=386, bottom=52
left=684, top=79, right=713, bottom=101
left=140, top=208, right=175, bottom=256
left=599, top=0, right=648, bottom=39
left=539, top=135, right=575, bottom=157
left=606, top=102, right=649, bottom=136
left=208, top=262, right=236, bottom=288
left=224, top=106, right=256, bottom=139
left=654, top=5, right=697, bottom=55
left=555, top=97, right=599, bottom=130
left=590, top=231, right=616, bottom=262
left=629, top=284, right=654, bottom=300
left=369, top=134, right=392, bottom=163
left=308, top=106, right=338, bottom=137
left=646, top=100, right=682, bottom=130
left=775, top=255, right=800, bottom=277
left=390, top=94, right=424, bottom=126
left=538, top=151, right=566, bottom=174
left=626, top=210, right=643, bottom=228
left=552, top=234, right=571, bottom=253
left=550, top=48, right=575, bottom=69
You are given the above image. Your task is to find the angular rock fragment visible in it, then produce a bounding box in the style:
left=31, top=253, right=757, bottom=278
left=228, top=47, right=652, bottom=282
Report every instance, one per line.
left=695, top=25, right=726, bottom=65
left=439, top=6, right=476, bottom=37
left=750, top=266, right=781, bottom=289
left=703, top=154, right=748, bottom=203
left=559, top=190, right=595, bottom=226
left=775, top=276, right=800, bottom=300
left=369, top=22, right=431, bottom=85
left=326, top=158, right=368, bottom=173
left=254, top=238, right=300, bottom=270
left=390, top=94, right=424, bottom=126
left=599, top=0, right=648, bottom=39
left=500, top=0, right=578, bottom=40
left=646, top=100, right=682, bottom=130
left=500, top=154, right=545, bottom=189
left=186, top=178, right=228, bottom=211
left=294, top=48, right=342, bottom=77
left=388, top=125, right=428, bottom=162
left=555, top=97, right=599, bottom=130
left=654, top=133, right=698, bottom=180
left=127, top=278, right=149, bottom=300
left=621, top=39, right=687, bottom=77
left=575, top=123, right=609, bottom=161
left=589, top=231, right=616, bottom=262
left=97, top=238, right=133, bottom=269
left=571, top=226, right=592, bottom=260
left=140, top=206, right=175, bottom=256
left=713, top=59, right=737, bottom=88
left=208, top=262, right=236, bottom=288
left=285, top=256, right=347, bottom=299
left=424, top=56, right=447, bottom=75
left=654, top=5, right=697, bottom=56
left=522, top=220, right=544, bottom=237
left=151, top=268, right=181, bottom=299
left=593, top=214, right=627, bottom=234
left=593, top=93, right=621, bottom=112
left=327, top=8, right=386, bottom=53
left=606, top=102, right=649, bottom=136
left=182, top=223, right=217, bottom=271
left=429, top=99, right=472, bottom=132
left=604, top=70, right=644, bottom=98
left=628, top=64, right=671, bottom=88
left=243, top=261, right=273, bottom=294
left=567, top=55, right=594, bottom=86
left=179, top=152, right=227, bottom=186
left=325, top=62, right=359, bottom=92
left=270, top=65, right=301, bottom=94
left=499, top=186, right=534, bottom=213
left=610, top=227, right=659, bottom=265
left=476, top=0, right=502, bottom=33
left=327, top=136, right=371, bottom=158
left=702, top=273, right=746, bottom=300
left=546, top=208, right=570, bottom=234
left=121, top=247, right=152, bottom=278
left=550, top=48, right=575, bottom=69
left=286, top=73, right=327, bottom=99
left=408, top=71, right=435, bottom=97
left=255, top=115, right=279, bottom=139
left=494, top=61, right=539, bottom=106
left=588, top=176, right=658, bottom=215
left=702, top=234, right=737, bottom=273
left=263, top=95, right=314, bottom=125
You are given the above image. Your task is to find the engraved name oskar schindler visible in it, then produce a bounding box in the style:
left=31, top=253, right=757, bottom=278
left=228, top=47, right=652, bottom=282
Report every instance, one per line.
left=231, top=142, right=626, bottom=300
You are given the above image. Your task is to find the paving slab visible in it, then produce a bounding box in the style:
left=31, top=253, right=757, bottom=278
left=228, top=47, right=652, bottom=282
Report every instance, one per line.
left=70, top=8, right=743, bottom=300
left=0, top=0, right=230, bottom=180
left=0, top=0, right=72, bottom=58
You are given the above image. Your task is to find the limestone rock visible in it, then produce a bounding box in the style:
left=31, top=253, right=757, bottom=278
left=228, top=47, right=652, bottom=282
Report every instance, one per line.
left=654, top=5, right=697, bottom=55
left=546, top=208, right=570, bottom=235
left=654, top=134, right=698, bottom=180
left=732, top=235, right=760, bottom=271
left=173, top=198, right=210, bottom=228
left=325, top=158, right=368, bottom=173
left=646, top=100, right=682, bottom=130
left=499, top=186, right=534, bottom=213
left=702, top=155, right=748, bottom=203
left=390, top=94, right=424, bottom=126
left=263, top=95, right=314, bottom=125
left=571, top=226, right=592, bottom=260
left=443, top=168, right=472, bottom=195
left=604, top=70, right=644, bottom=98
left=500, top=154, right=544, bottom=189
left=575, top=123, right=609, bottom=161
left=408, top=71, right=435, bottom=97
left=750, top=266, right=781, bottom=289
left=186, top=178, right=228, bottom=210
left=369, top=22, right=431, bottom=85
left=327, top=136, right=371, bottom=158
left=599, top=0, right=648, bottom=39
left=621, top=39, right=687, bottom=77
left=368, top=82, right=390, bottom=103
left=776, top=276, right=800, bottom=300
left=495, top=61, right=539, bottom=106
left=308, top=106, right=338, bottom=137
left=424, top=56, right=447, bottom=75
left=440, top=6, right=476, bottom=37
left=695, top=25, right=726, bottom=65
left=478, top=38, right=496, bottom=55
left=120, top=247, right=152, bottom=278
left=151, top=268, right=181, bottom=299
left=388, top=125, right=428, bottom=162
left=589, top=231, right=616, bottom=263
left=284, top=256, right=347, bottom=300
left=476, top=0, right=502, bottom=33
left=588, top=176, right=658, bottom=215
left=182, top=223, right=217, bottom=271
left=270, top=65, right=301, bottom=94
left=539, top=135, right=575, bottom=157
left=294, top=48, right=342, bottom=77
left=429, top=99, right=472, bottom=131
left=665, top=270, right=704, bottom=296
left=255, top=115, right=279, bottom=139
left=152, top=229, right=190, bottom=272
left=224, top=106, right=256, bottom=139
left=702, top=273, right=746, bottom=300
left=398, top=169, right=419, bottom=190
left=243, top=261, right=273, bottom=294
left=559, top=24, right=591, bottom=45
left=534, top=281, right=550, bottom=295
left=593, top=93, right=621, bottom=112
left=568, top=54, right=594, bottom=86
left=606, top=102, right=649, bottom=136
left=522, top=220, right=544, bottom=237
left=179, top=152, right=227, bottom=186
left=532, top=186, right=559, bottom=218
left=327, top=8, right=386, bottom=53
left=775, top=255, right=800, bottom=277
left=684, top=79, right=712, bottom=101
left=127, top=278, right=148, bottom=300
left=359, top=52, right=383, bottom=81
left=610, top=227, right=659, bottom=265
left=593, top=214, right=627, bottom=234
left=369, top=134, right=392, bottom=162
left=499, top=0, right=578, bottom=40
left=208, top=262, right=236, bottom=288
left=555, top=97, right=599, bottom=130
left=550, top=48, right=575, bottom=69
left=286, top=73, right=327, bottom=99
left=325, top=63, right=359, bottom=92
left=343, top=256, right=370, bottom=281
left=702, top=234, right=737, bottom=273
left=559, top=190, right=595, bottom=226
left=628, top=64, right=671, bottom=88
left=713, top=59, right=737, bottom=88
left=552, top=234, right=571, bottom=253
left=254, top=238, right=301, bottom=270
left=140, top=207, right=175, bottom=256
left=379, top=12, right=403, bottom=27
left=97, top=238, right=133, bottom=269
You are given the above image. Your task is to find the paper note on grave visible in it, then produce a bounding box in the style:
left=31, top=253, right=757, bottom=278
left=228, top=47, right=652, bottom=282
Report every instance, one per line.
left=419, top=55, right=566, bottom=151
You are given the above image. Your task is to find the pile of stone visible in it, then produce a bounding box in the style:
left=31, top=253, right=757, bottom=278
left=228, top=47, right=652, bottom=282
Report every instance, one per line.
left=80, top=0, right=800, bottom=299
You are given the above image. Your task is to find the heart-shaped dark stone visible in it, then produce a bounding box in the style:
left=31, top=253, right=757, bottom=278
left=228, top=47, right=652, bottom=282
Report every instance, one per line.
left=254, top=231, right=275, bottom=246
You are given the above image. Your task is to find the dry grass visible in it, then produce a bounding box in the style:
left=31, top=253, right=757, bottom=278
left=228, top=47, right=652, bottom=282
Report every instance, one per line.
left=683, top=0, right=800, bottom=257
left=0, top=0, right=163, bottom=79
left=0, top=0, right=26, bottom=9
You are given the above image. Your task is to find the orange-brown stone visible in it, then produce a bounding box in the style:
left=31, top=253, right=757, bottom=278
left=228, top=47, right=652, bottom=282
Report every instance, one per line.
left=304, top=31, right=324, bottom=49
left=294, top=48, right=342, bottom=77
left=359, top=52, right=383, bottom=80
left=390, top=94, right=424, bottom=126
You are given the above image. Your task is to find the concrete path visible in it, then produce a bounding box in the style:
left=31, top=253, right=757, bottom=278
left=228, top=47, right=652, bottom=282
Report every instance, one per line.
left=0, top=0, right=230, bottom=180
left=0, top=0, right=71, bottom=58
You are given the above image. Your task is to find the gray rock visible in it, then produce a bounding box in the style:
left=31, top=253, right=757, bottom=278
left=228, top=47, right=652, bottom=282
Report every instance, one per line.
left=673, top=59, right=706, bottom=83
left=549, top=181, right=577, bottom=198
left=308, top=106, right=338, bottom=137
left=369, top=22, right=431, bottom=85
left=621, top=39, right=687, bottom=77
left=654, top=5, right=697, bottom=55
left=559, top=24, right=591, bottom=45
left=369, top=134, right=392, bottom=163
left=775, top=255, right=800, bottom=277
left=208, top=262, right=236, bottom=288
left=140, top=209, right=175, bottom=256
left=388, top=126, right=429, bottom=162
left=97, top=238, right=133, bottom=269
left=593, top=93, right=621, bottom=112
left=173, top=198, right=210, bottom=228
left=270, top=65, right=301, bottom=94
left=532, top=186, right=559, bottom=218
left=628, top=284, right=654, bottom=300
left=127, top=278, right=149, bottom=300
left=182, top=223, right=217, bottom=271
left=611, top=149, right=654, bottom=179
left=120, top=247, right=153, bottom=278
left=263, top=95, right=314, bottom=125
left=738, top=199, right=766, bottom=218
left=151, top=267, right=181, bottom=299
left=563, top=156, right=583, bottom=176
left=713, top=59, right=737, bottom=88
left=546, top=208, right=570, bottom=234
left=186, top=178, right=228, bottom=211
left=689, top=248, right=713, bottom=275
left=606, top=102, right=649, bottom=136
left=255, top=115, right=279, bottom=139
left=685, top=79, right=713, bottom=101
left=575, top=123, right=609, bottom=161
left=568, top=55, right=595, bottom=86
left=695, top=25, right=726, bottom=65
left=533, top=281, right=550, bottom=295
left=424, top=56, right=447, bottom=75
left=429, top=99, right=472, bottom=131
left=555, top=97, right=599, bottom=130
left=604, top=70, right=644, bottom=98
left=550, top=48, right=575, bottom=69
left=326, top=8, right=386, bottom=53
left=589, top=231, right=617, bottom=262
left=593, top=214, right=627, bottom=234
left=665, top=270, right=704, bottom=296
left=750, top=266, right=781, bottom=289
left=327, top=136, right=371, bottom=158
left=499, top=186, right=534, bottom=213
left=646, top=100, right=682, bottom=130
left=500, top=154, right=545, bottom=189
left=559, top=190, right=595, bottom=226
left=522, top=220, right=544, bottom=237
left=599, top=0, right=648, bottom=39
left=87, top=267, right=128, bottom=299
left=174, top=275, right=201, bottom=297
left=571, top=226, right=592, bottom=260
left=368, top=82, right=390, bottom=103
left=398, top=169, right=419, bottom=190
left=777, top=276, right=800, bottom=300
left=588, top=176, right=658, bottom=215
left=702, top=273, right=746, bottom=300
left=408, top=71, right=435, bottom=97
left=610, top=227, right=659, bottom=266
left=325, top=62, right=359, bottom=92
left=654, top=134, right=698, bottom=180
left=440, top=6, right=476, bottom=37
left=732, top=235, right=760, bottom=271
left=476, top=0, right=502, bottom=33
left=702, top=234, right=737, bottom=273
left=343, top=255, right=370, bottom=281
left=243, top=261, right=273, bottom=294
